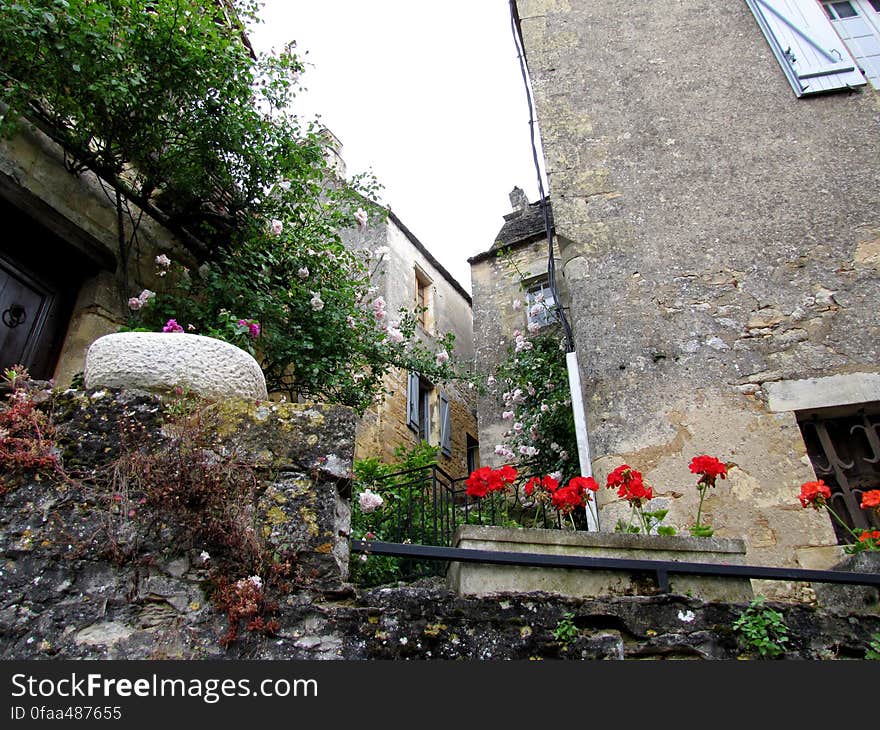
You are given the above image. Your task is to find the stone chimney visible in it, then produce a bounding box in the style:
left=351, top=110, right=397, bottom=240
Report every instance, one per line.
left=319, top=127, right=347, bottom=179
left=509, top=186, right=529, bottom=215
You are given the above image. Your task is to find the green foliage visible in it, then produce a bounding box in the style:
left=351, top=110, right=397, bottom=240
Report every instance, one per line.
left=867, top=633, right=880, bottom=660
left=552, top=612, right=579, bottom=644
left=350, top=442, right=442, bottom=587
left=732, top=596, right=790, bottom=658
left=482, top=249, right=578, bottom=482
left=613, top=508, right=676, bottom=536
left=0, top=0, right=470, bottom=412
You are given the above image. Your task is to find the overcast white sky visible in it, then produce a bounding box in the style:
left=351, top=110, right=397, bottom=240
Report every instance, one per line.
left=247, top=1, right=546, bottom=292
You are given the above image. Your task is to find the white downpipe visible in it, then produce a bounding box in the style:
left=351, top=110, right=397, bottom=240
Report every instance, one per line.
left=566, top=351, right=599, bottom=531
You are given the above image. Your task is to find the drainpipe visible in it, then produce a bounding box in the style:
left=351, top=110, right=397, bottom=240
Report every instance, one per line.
left=510, top=1, right=599, bottom=531
left=566, top=351, right=600, bottom=531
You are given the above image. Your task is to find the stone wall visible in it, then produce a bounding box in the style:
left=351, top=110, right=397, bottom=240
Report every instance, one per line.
left=0, top=121, right=190, bottom=385
left=1, top=386, right=878, bottom=660
left=514, top=0, right=880, bottom=579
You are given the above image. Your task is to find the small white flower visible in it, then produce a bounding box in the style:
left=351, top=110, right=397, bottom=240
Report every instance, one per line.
left=512, top=299, right=522, bottom=311
left=550, top=471, right=562, bottom=482
left=297, top=267, right=309, bottom=279
left=435, top=349, right=449, bottom=365
left=513, top=422, right=524, bottom=433
left=270, top=219, right=284, bottom=236
left=310, top=292, right=325, bottom=311
left=373, top=245, right=390, bottom=258
left=155, top=254, right=172, bottom=269
left=502, top=411, right=514, bottom=420
left=199, top=550, right=210, bottom=563
left=678, top=610, right=696, bottom=623
left=354, top=208, right=369, bottom=230
left=387, top=327, right=404, bottom=344
left=359, top=489, right=385, bottom=513
left=486, top=376, right=496, bottom=386
left=248, top=575, right=263, bottom=589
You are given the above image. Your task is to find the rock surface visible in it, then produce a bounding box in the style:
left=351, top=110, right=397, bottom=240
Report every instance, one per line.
left=84, top=332, right=268, bottom=400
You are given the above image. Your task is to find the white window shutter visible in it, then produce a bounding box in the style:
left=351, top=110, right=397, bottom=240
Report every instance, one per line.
left=406, top=371, right=420, bottom=432
left=745, top=0, right=867, bottom=95
left=439, top=393, right=452, bottom=457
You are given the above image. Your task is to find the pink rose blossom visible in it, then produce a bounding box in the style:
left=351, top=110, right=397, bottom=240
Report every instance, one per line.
left=435, top=349, right=449, bottom=365
left=128, top=297, right=143, bottom=311
left=354, top=208, right=369, bottom=230
left=270, top=219, right=284, bottom=236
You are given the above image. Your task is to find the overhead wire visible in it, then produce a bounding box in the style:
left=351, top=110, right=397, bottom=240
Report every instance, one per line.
left=508, top=0, right=575, bottom=354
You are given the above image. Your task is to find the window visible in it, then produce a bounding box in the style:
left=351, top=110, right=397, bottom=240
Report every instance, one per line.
left=406, top=371, right=433, bottom=442
left=414, top=267, right=433, bottom=331
left=525, top=276, right=557, bottom=329
left=821, top=0, right=880, bottom=88
left=439, top=392, right=452, bottom=457
left=745, top=0, right=868, bottom=95
left=466, top=434, right=480, bottom=474
left=797, top=403, right=880, bottom=544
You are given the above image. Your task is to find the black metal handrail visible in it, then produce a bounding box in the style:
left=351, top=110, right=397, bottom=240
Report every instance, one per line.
left=350, top=539, right=880, bottom=594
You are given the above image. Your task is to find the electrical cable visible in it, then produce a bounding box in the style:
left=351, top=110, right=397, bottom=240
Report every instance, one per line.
left=509, top=0, right=575, bottom=354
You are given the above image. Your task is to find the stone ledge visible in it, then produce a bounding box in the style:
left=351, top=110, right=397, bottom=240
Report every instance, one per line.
left=448, top=525, right=752, bottom=603
left=84, top=332, right=268, bottom=401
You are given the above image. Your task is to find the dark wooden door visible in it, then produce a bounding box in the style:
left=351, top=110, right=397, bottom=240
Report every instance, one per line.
left=0, top=255, right=57, bottom=378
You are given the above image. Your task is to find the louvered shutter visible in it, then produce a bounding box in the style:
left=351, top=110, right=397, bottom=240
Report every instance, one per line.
left=745, top=0, right=867, bottom=95
left=439, top=393, right=452, bottom=457
left=406, top=371, right=420, bottom=432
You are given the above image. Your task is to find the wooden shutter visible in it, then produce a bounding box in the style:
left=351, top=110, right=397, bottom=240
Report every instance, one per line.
left=439, top=392, right=452, bottom=457
left=745, top=0, right=867, bottom=95
left=406, top=371, right=420, bottom=432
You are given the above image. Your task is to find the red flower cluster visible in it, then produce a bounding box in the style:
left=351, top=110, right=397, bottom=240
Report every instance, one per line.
left=524, top=475, right=558, bottom=497
left=551, top=476, right=600, bottom=514
left=465, top=465, right=518, bottom=498
left=861, top=490, right=880, bottom=510
left=858, top=530, right=880, bottom=544
left=689, top=455, right=728, bottom=485
left=798, top=479, right=832, bottom=509
left=525, top=474, right=598, bottom=514
left=606, top=464, right=653, bottom=504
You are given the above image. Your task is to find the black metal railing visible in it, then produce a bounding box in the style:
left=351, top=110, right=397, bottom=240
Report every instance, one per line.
left=350, top=540, right=880, bottom=594
left=354, top=464, right=566, bottom=547
left=351, top=465, right=880, bottom=592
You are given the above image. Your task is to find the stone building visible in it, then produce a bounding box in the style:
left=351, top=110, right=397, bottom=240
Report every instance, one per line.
left=469, top=187, right=558, bottom=468
left=0, top=111, right=189, bottom=386
left=499, top=0, right=880, bottom=576
left=336, top=140, right=478, bottom=476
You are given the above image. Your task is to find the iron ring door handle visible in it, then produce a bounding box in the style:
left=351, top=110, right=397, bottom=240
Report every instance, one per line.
left=2, top=303, right=26, bottom=328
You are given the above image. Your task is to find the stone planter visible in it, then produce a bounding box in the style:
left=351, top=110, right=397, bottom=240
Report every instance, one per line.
left=84, top=332, right=268, bottom=400
left=812, top=550, right=880, bottom=614
left=447, top=525, right=753, bottom=602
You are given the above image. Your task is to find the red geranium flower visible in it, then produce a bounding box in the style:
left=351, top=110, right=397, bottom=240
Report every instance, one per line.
left=497, top=464, right=518, bottom=486
left=858, top=530, right=880, bottom=543
left=465, top=466, right=494, bottom=498
left=689, top=455, right=728, bottom=484
left=568, top=476, right=599, bottom=494
left=798, top=480, right=831, bottom=509
left=860, top=489, right=880, bottom=510
left=551, top=484, right=586, bottom=514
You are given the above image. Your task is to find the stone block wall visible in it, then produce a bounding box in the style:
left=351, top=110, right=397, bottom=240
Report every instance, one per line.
left=514, top=0, right=880, bottom=580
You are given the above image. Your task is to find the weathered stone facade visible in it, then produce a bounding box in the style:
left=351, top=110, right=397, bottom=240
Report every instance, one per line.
left=500, top=0, right=880, bottom=584
left=0, top=119, right=189, bottom=385
left=469, top=192, right=561, bottom=468
left=342, top=202, right=478, bottom=477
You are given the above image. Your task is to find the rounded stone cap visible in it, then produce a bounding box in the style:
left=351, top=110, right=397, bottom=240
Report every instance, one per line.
left=84, top=332, right=268, bottom=400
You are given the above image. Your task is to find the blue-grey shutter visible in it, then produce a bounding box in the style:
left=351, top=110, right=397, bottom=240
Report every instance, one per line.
left=439, top=392, right=451, bottom=457
left=406, top=371, right=420, bottom=432
left=745, top=0, right=867, bottom=95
